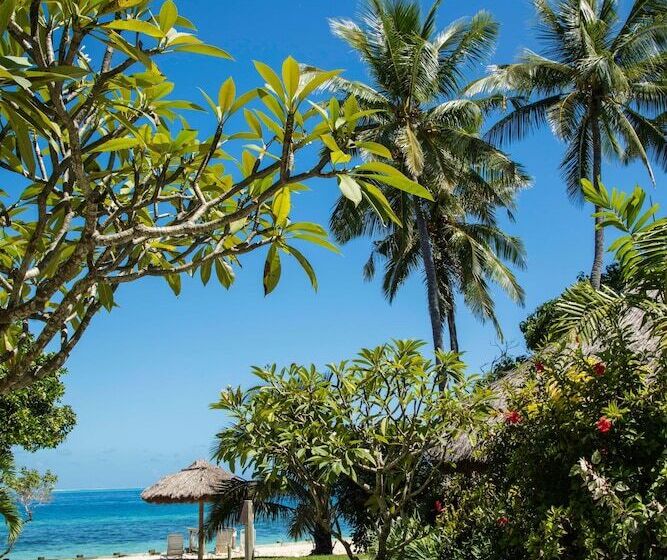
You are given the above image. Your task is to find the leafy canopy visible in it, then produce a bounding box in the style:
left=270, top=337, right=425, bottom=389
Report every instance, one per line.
left=0, top=0, right=424, bottom=394
left=212, top=340, right=491, bottom=560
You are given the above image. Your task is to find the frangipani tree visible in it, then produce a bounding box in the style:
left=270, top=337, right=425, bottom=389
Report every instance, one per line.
left=0, top=0, right=427, bottom=394
left=212, top=340, right=491, bottom=560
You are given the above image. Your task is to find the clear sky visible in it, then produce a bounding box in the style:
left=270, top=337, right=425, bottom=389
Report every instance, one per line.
left=16, top=0, right=666, bottom=489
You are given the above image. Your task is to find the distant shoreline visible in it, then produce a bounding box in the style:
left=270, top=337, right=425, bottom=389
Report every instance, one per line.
left=54, top=487, right=144, bottom=493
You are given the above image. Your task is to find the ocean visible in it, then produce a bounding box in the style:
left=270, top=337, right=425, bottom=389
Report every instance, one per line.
left=1, top=489, right=307, bottom=560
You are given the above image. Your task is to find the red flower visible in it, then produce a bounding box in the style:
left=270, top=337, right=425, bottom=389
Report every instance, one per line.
left=534, top=361, right=545, bottom=373
left=434, top=500, right=443, bottom=513
left=593, top=362, right=606, bottom=376
left=497, top=516, right=509, bottom=527
left=505, top=410, right=522, bottom=425
left=596, top=416, right=613, bottom=433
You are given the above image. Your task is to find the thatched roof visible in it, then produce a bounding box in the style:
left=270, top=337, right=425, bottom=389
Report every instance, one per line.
left=141, top=459, right=235, bottom=504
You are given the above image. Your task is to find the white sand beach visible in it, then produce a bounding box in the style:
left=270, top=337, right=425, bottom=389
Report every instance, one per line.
left=86, top=541, right=348, bottom=560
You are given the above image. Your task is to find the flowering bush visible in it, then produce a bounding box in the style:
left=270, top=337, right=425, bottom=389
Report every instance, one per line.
left=415, top=334, right=666, bottom=560
left=483, top=335, right=666, bottom=559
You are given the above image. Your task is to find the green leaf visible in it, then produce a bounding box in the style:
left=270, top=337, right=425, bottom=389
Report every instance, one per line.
left=356, top=141, right=392, bottom=160
left=91, top=137, right=141, bottom=153
left=282, top=56, right=300, bottom=101
left=331, top=151, right=352, bottom=165
left=10, top=117, right=35, bottom=177
left=198, top=88, right=222, bottom=119
left=338, top=175, right=363, bottom=206
left=215, top=259, right=234, bottom=288
left=355, top=171, right=433, bottom=201
left=0, top=0, right=16, bottom=36
left=297, top=69, right=341, bottom=103
left=363, top=182, right=401, bottom=225
left=591, top=450, right=601, bottom=465
left=97, top=282, right=114, bottom=312
left=231, top=88, right=261, bottom=114
left=159, top=0, right=178, bottom=32
left=218, top=77, right=236, bottom=115
left=272, top=187, right=291, bottom=226
left=175, top=44, right=233, bottom=59
left=284, top=245, right=318, bottom=291
left=321, top=134, right=340, bottom=152
left=166, top=273, right=181, bottom=296
left=243, top=109, right=262, bottom=137
left=200, top=258, right=212, bottom=285
left=253, top=61, right=284, bottom=97
left=105, top=19, right=165, bottom=38
left=175, top=15, right=196, bottom=30
left=263, top=245, right=281, bottom=295
left=291, top=233, right=341, bottom=254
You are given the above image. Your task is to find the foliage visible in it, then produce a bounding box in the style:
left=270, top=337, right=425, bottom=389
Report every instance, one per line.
left=0, top=354, right=75, bottom=455
left=0, top=454, right=20, bottom=551
left=407, top=182, right=667, bottom=560
left=467, top=0, right=667, bottom=287
left=211, top=359, right=353, bottom=556
left=0, top=0, right=423, bottom=395
left=0, top=349, right=73, bottom=543
left=206, top=475, right=337, bottom=555
left=327, top=0, right=529, bottom=352
left=6, top=467, right=57, bottom=523
left=1, top=465, right=56, bottom=557
left=520, top=263, right=624, bottom=351
left=212, top=340, right=491, bottom=560
left=416, top=329, right=666, bottom=559
left=555, top=180, right=667, bottom=345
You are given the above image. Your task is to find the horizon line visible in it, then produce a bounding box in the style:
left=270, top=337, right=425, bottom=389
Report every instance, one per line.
left=54, top=486, right=144, bottom=492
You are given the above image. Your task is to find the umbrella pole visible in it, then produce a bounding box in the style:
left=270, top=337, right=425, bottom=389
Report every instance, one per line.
left=198, top=499, right=205, bottom=560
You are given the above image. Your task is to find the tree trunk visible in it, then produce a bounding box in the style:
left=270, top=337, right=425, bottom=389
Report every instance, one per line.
left=311, top=523, right=334, bottom=555
left=414, top=197, right=444, bottom=357
left=374, top=520, right=392, bottom=560
left=447, top=304, right=459, bottom=353
left=198, top=499, right=205, bottom=560
left=590, top=109, right=604, bottom=290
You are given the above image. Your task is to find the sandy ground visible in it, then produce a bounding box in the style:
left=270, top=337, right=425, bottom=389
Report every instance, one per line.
left=88, top=541, right=348, bottom=560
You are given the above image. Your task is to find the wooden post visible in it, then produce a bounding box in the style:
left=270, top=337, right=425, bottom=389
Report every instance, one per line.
left=243, top=499, right=254, bottom=560
left=198, top=499, right=205, bottom=560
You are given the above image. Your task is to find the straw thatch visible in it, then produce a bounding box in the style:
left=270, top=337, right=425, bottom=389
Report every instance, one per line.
left=141, top=459, right=235, bottom=504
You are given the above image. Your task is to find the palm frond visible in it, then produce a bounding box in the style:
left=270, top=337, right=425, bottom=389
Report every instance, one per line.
left=485, top=94, right=563, bottom=145
left=560, top=115, right=591, bottom=203
left=0, top=487, right=22, bottom=544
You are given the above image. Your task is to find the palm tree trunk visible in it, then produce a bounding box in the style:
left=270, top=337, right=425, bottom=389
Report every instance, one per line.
left=590, top=110, right=604, bottom=290
left=414, top=197, right=444, bottom=357
left=312, top=523, right=334, bottom=555
left=446, top=305, right=459, bottom=353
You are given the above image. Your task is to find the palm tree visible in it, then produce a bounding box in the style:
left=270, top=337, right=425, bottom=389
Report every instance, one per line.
left=467, top=0, right=667, bottom=289
left=206, top=477, right=345, bottom=556
left=334, top=190, right=526, bottom=353
left=328, top=0, right=530, bottom=353
left=1, top=455, right=22, bottom=558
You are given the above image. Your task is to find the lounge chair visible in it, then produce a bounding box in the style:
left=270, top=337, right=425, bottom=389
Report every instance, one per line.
left=165, top=533, right=184, bottom=559
left=215, top=528, right=235, bottom=556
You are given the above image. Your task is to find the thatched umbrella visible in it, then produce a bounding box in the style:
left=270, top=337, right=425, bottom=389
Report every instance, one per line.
left=141, top=459, right=235, bottom=560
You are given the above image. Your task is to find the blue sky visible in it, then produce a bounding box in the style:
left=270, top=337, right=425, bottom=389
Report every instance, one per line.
left=16, top=0, right=666, bottom=489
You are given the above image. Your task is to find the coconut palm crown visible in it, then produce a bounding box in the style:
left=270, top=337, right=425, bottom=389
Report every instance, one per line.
left=327, top=0, right=531, bottom=354
left=467, top=0, right=667, bottom=289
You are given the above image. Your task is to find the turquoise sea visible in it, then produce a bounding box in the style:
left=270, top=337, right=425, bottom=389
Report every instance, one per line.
left=1, top=489, right=305, bottom=560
